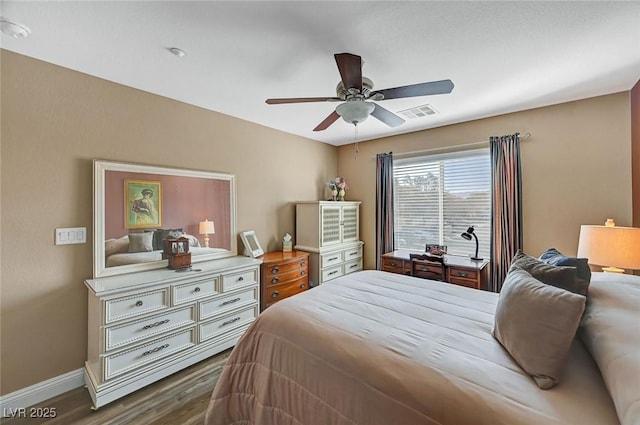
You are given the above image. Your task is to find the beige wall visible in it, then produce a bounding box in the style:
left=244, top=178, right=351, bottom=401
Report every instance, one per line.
left=0, top=51, right=337, bottom=394
left=632, top=79, right=639, bottom=227
left=339, top=93, right=633, bottom=270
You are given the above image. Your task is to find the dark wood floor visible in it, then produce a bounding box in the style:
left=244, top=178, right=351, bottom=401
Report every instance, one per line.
left=1, top=349, right=231, bottom=425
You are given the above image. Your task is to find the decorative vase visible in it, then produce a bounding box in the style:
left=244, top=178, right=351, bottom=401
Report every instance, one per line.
left=331, top=190, right=338, bottom=201
left=338, top=189, right=345, bottom=201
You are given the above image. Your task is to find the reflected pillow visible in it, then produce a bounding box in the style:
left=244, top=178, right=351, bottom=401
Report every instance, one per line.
left=510, top=250, right=584, bottom=295
left=183, top=233, right=201, bottom=248
left=105, top=235, right=129, bottom=257
left=493, top=268, right=586, bottom=389
left=539, top=248, right=591, bottom=295
left=153, top=228, right=184, bottom=251
left=128, top=232, right=154, bottom=253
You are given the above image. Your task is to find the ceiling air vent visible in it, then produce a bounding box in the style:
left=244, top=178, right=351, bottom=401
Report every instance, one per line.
left=397, top=104, right=438, bottom=120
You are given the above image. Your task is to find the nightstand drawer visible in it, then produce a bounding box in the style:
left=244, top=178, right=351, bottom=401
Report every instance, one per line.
left=265, top=258, right=307, bottom=276
left=105, top=289, right=170, bottom=324
left=199, top=305, right=258, bottom=342
left=266, top=268, right=307, bottom=286
left=103, top=327, right=196, bottom=381
left=221, top=268, right=259, bottom=292
left=172, top=278, right=218, bottom=305
left=265, top=276, right=309, bottom=303
left=322, top=265, right=343, bottom=282
left=321, top=252, right=343, bottom=267
left=199, top=286, right=259, bottom=320
left=448, top=267, right=479, bottom=280
left=105, top=306, right=195, bottom=351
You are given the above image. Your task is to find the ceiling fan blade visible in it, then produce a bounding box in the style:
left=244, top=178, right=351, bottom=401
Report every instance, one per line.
left=373, top=79, right=454, bottom=100
left=334, top=53, right=362, bottom=91
left=371, top=104, right=405, bottom=128
left=266, top=97, right=341, bottom=105
left=313, top=111, right=340, bottom=131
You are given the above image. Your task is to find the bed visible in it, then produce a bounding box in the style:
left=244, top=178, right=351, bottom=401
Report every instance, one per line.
left=105, top=246, right=228, bottom=267
left=204, top=269, right=639, bottom=425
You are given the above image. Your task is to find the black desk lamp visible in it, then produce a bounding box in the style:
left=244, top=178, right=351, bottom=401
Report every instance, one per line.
left=461, top=226, right=483, bottom=261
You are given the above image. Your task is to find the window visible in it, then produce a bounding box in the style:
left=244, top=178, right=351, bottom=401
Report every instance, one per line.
left=393, top=149, right=491, bottom=259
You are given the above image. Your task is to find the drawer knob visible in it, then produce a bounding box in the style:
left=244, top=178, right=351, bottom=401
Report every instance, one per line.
left=272, top=266, right=279, bottom=273
left=237, top=276, right=244, bottom=282
left=222, top=317, right=241, bottom=327
left=390, top=262, right=397, bottom=266
left=271, top=277, right=279, bottom=284
left=221, top=297, right=241, bottom=306
left=300, top=283, right=306, bottom=289
left=142, top=343, right=169, bottom=357
left=194, top=287, right=201, bottom=293
left=300, top=270, right=306, bottom=276
left=300, top=261, right=306, bottom=267
left=135, top=300, right=143, bottom=307
left=459, top=271, right=468, bottom=277
left=272, top=291, right=279, bottom=298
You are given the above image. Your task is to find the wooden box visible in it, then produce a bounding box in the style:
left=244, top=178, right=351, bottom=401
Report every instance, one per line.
left=163, top=236, right=192, bottom=269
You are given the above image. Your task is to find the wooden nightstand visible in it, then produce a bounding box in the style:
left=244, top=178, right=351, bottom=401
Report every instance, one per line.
left=260, top=251, right=310, bottom=311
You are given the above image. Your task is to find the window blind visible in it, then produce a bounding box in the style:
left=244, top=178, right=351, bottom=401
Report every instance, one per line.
left=393, top=149, right=491, bottom=259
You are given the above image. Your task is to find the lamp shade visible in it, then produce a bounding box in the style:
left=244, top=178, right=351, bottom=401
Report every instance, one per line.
left=577, top=224, right=640, bottom=271
left=199, top=220, right=215, bottom=235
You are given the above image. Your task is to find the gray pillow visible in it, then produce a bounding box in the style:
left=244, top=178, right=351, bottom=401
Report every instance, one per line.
left=128, top=232, right=154, bottom=253
left=493, top=268, right=586, bottom=389
left=510, top=250, right=585, bottom=295
left=539, top=248, right=591, bottom=295
left=152, top=228, right=184, bottom=251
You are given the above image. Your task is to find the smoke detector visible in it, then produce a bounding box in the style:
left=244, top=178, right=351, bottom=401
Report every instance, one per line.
left=1, top=18, right=31, bottom=39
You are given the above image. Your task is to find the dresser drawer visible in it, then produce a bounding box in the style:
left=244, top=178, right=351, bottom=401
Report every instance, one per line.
left=265, top=276, right=309, bottom=304
left=343, top=259, right=362, bottom=275
left=105, top=306, right=195, bottom=351
left=105, top=289, right=170, bottom=324
left=449, top=277, right=479, bottom=289
left=264, top=258, right=308, bottom=276
left=321, top=252, right=343, bottom=267
left=103, top=327, right=196, bottom=381
left=265, top=268, right=308, bottom=286
left=448, top=267, right=479, bottom=281
left=344, top=246, right=363, bottom=261
left=322, top=265, right=343, bottom=283
left=199, top=286, right=259, bottom=320
left=199, top=305, right=258, bottom=342
left=172, top=278, right=218, bottom=305
left=221, top=268, right=259, bottom=292
left=412, top=262, right=444, bottom=281
left=382, top=257, right=406, bottom=274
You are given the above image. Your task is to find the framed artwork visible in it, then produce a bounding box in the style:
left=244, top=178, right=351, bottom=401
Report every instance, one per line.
left=125, top=179, right=162, bottom=229
left=240, top=230, right=264, bottom=258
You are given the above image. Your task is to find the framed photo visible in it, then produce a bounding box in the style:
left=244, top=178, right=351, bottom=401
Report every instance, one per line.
left=240, top=230, right=264, bottom=258
left=125, top=180, right=162, bottom=229
left=425, top=244, right=447, bottom=256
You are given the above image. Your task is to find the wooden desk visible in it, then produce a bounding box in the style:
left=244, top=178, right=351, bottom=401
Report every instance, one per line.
left=382, top=250, right=490, bottom=290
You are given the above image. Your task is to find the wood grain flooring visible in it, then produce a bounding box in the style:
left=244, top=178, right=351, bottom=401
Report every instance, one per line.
left=1, top=349, right=231, bottom=425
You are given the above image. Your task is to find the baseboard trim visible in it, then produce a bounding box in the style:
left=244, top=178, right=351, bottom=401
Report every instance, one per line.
left=0, top=368, right=84, bottom=411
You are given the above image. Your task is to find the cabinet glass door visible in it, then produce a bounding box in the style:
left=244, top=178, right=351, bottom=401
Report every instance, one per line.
left=341, top=205, right=359, bottom=242
left=320, top=205, right=341, bottom=246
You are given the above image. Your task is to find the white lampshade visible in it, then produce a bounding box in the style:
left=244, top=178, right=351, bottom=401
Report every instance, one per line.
left=577, top=220, right=640, bottom=272
left=199, top=220, right=215, bottom=235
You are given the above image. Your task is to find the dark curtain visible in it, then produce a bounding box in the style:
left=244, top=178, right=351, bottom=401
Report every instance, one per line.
left=376, top=152, right=394, bottom=270
left=490, top=134, right=523, bottom=292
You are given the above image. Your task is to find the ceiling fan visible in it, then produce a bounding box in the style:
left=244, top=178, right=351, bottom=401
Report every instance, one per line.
left=265, top=53, right=454, bottom=131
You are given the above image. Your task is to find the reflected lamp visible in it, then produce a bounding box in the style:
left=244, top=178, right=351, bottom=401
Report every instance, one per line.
left=199, top=219, right=215, bottom=248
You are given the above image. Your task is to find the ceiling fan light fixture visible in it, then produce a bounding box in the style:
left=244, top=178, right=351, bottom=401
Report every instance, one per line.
left=336, top=101, right=375, bottom=125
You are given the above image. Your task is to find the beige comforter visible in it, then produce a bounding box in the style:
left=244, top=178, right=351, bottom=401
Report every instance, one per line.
left=205, top=270, right=619, bottom=425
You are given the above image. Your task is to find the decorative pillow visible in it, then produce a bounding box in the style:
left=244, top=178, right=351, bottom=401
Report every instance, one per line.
left=509, top=250, right=584, bottom=295
left=105, top=235, right=129, bottom=257
left=128, top=232, right=154, bottom=253
left=539, top=248, right=591, bottom=295
left=152, top=228, right=184, bottom=251
left=493, top=268, right=586, bottom=389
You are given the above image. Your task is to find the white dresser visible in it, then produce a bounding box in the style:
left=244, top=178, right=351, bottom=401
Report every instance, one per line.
left=84, top=256, right=261, bottom=409
left=294, top=201, right=364, bottom=286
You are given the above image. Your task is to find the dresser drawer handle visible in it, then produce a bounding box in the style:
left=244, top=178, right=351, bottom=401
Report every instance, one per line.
left=221, top=297, right=241, bottom=306
left=349, top=264, right=359, bottom=269
left=194, top=287, right=201, bottom=293
left=420, top=266, right=430, bottom=272
left=390, top=262, right=397, bottom=266
left=271, top=277, right=279, bottom=284
left=458, top=271, right=468, bottom=277
left=349, top=251, right=358, bottom=256
left=328, top=270, right=338, bottom=276
left=300, top=261, right=306, bottom=267
left=142, top=343, right=169, bottom=357
left=237, top=276, right=244, bottom=282
left=300, top=270, right=306, bottom=276
left=142, top=319, right=170, bottom=330
left=272, top=266, right=279, bottom=273
left=222, top=317, right=241, bottom=327
left=272, top=291, right=279, bottom=298
left=300, top=283, right=306, bottom=289
left=135, top=300, right=143, bottom=307
left=329, top=256, right=338, bottom=261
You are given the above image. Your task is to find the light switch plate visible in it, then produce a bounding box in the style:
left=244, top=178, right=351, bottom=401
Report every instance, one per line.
left=55, top=227, right=87, bottom=245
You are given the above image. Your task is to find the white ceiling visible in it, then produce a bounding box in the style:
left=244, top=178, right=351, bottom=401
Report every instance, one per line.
left=2, top=1, right=639, bottom=146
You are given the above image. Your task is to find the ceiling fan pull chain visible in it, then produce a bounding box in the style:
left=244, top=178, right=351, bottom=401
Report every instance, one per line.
left=354, top=124, right=359, bottom=160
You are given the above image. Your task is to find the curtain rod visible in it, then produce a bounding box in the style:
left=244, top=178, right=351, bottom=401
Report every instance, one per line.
left=373, top=132, right=531, bottom=159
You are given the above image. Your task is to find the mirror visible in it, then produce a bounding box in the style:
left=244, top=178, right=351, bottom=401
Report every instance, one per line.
left=94, top=160, right=237, bottom=278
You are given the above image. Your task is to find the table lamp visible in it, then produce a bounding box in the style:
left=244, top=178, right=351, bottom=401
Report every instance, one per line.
left=577, top=218, right=640, bottom=273
left=199, top=219, right=215, bottom=248
left=461, top=226, right=483, bottom=261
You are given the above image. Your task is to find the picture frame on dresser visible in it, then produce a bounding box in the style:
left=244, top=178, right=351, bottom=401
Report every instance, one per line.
left=240, top=230, right=264, bottom=258
left=94, top=160, right=237, bottom=278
